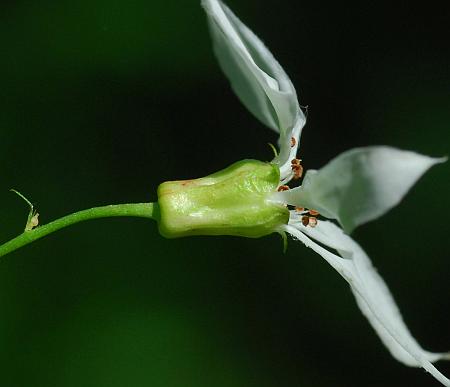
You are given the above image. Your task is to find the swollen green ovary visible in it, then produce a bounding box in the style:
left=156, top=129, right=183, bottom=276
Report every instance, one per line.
left=157, top=159, right=289, bottom=238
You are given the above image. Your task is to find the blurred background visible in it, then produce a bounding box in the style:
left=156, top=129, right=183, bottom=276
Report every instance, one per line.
left=0, top=0, right=449, bottom=386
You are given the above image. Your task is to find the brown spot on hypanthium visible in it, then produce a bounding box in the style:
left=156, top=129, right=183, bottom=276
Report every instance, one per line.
left=295, top=207, right=305, bottom=212
left=301, top=216, right=309, bottom=227
left=308, top=209, right=319, bottom=216
left=277, top=185, right=290, bottom=192
left=290, top=137, right=296, bottom=147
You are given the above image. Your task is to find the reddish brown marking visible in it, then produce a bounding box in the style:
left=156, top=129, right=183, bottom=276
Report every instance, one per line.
left=291, top=164, right=303, bottom=180
left=295, top=207, right=305, bottom=212
left=308, top=217, right=318, bottom=227
left=308, top=209, right=319, bottom=216
left=290, top=137, right=297, bottom=147
left=301, top=216, right=309, bottom=227
left=290, top=158, right=303, bottom=179
left=277, top=185, right=290, bottom=192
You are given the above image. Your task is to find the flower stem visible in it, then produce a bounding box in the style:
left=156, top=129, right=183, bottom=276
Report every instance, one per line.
left=0, top=203, right=159, bottom=259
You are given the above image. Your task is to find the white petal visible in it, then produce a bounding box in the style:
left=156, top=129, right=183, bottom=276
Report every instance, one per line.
left=277, top=146, right=445, bottom=233
left=201, top=0, right=305, bottom=166
left=283, top=221, right=450, bottom=386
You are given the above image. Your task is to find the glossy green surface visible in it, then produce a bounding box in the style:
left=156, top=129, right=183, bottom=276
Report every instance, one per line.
left=158, top=160, right=288, bottom=238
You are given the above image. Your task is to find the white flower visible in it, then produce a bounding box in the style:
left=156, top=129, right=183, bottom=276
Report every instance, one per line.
left=201, top=0, right=450, bottom=385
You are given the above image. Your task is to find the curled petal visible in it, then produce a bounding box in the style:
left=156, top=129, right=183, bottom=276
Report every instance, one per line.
left=277, top=146, right=445, bottom=233
left=284, top=221, right=450, bottom=386
left=201, top=0, right=305, bottom=167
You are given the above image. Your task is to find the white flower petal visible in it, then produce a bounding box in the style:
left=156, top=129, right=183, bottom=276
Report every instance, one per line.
left=284, top=221, right=450, bottom=386
left=201, top=0, right=305, bottom=166
left=278, top=146, right=445, bottom=233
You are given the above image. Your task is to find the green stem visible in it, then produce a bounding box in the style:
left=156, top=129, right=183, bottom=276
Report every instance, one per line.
left=0, top=203, right=159, bottom=259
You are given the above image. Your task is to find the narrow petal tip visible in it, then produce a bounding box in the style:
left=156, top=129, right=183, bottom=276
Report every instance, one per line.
left=434, top=155, right=448, bottom=164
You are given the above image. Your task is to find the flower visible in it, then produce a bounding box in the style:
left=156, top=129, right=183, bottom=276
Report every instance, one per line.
left=158, top=1, right=450, bottom=384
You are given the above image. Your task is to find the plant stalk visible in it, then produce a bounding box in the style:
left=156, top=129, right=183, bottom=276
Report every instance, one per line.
left=0, top=203, right=158, bottom=258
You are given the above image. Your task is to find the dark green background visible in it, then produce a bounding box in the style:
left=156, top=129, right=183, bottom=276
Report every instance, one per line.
left=0, top=1, right=449, bottom=386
